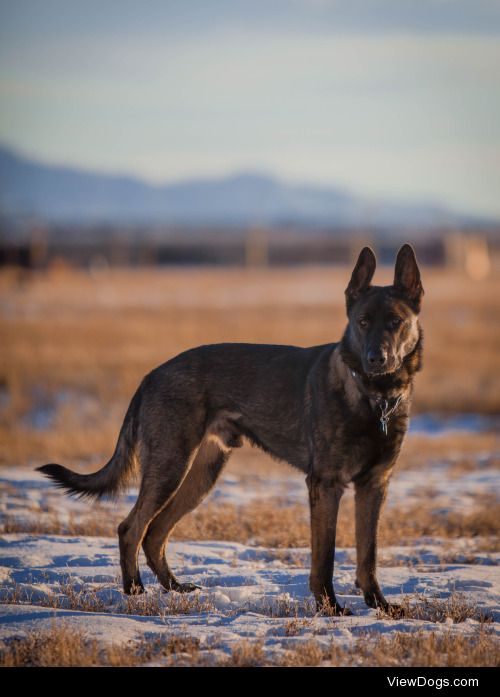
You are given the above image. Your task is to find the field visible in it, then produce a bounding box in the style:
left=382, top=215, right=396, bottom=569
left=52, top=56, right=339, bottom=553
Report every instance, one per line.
left=0, top=264, right=499, bottom=666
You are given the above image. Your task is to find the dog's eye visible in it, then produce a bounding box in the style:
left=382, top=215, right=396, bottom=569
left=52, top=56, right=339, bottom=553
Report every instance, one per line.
left=358, top=318, right=369, bottom=328
left=390, top=317, right=402, bottom=328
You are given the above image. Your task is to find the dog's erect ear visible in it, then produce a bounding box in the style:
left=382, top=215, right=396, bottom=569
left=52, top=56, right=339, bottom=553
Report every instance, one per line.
left=345, top=247, right=376, bottom=310
left=393, top=244, right=424, bottom=312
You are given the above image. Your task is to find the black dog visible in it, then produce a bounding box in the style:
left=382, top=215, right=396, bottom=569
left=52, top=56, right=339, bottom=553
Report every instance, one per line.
left=38, top=244, right=423, bottom=615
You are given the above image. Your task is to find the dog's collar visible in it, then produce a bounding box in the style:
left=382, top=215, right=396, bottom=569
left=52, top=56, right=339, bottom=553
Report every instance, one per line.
left=350, top=369, right=404, bottom=436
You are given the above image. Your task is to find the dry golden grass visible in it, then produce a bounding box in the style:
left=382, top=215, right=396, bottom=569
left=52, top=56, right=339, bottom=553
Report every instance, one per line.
left=378, top=593, right=493, bottom=624
left=220, top=628, right=499, bottom=667
left=0, top=623, right=140, bottom=667
left=0, top=265, right=499, bottom=466
left=284, top=617, right=314, bottom=635
left=3, top=494, right=499, bottom=549
left=276, top=639, right=331, bottom=667
left=397, top=433, right=500, bottom=473
left=0, top=578, right=214, bottom=616
left=0, top=623, right=202, bottom=667
left=256, top=595, right=317, bottom=618
left=139, top=634, right=201, bottom=663
left=1, top=620, right=496, bottom=667
left=175, top=498, right=311, bottom=547
left=227, top=640, right=268, bottom=667
left=1, top=511, right=119, bottom=537
left=348, top=629, right=499, bottom=668
left=175, top=496, right=500, bottom=548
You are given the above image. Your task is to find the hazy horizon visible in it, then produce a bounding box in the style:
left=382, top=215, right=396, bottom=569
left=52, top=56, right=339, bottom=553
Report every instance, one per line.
left=1, top=1, right=500, bottom=216
left=0, top=140, right=491, bottom=222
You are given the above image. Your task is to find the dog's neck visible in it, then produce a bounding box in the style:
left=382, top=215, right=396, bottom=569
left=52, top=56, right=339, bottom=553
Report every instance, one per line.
left=338, top=325, right=423, bottom=405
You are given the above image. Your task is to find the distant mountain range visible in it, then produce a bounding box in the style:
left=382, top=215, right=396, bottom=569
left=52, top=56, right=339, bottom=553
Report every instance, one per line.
left=0, top=146, right=493, bottom=228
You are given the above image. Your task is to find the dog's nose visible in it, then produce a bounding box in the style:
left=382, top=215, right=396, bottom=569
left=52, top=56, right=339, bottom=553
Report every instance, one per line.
left=367, top=348, right=387, bottom=367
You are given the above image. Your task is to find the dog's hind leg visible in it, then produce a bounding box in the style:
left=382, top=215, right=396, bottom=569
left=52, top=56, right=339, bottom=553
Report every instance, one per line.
left=142, top=437, right=230, bottom=593
left=118, top=434, right=203, bottom=595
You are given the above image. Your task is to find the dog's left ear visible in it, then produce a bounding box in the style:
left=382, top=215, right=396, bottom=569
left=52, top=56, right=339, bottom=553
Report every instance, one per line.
left=393, top=244, right=424, bottom=312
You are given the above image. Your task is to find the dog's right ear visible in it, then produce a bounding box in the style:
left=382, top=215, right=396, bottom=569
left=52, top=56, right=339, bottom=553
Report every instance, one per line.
left=393, top=243, right=424, bottom=312
left=345, top=247, right=376, bottom=311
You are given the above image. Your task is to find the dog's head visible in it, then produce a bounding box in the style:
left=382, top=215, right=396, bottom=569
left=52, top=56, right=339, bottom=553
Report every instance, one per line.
left=344, top=244, right=423, bottom=377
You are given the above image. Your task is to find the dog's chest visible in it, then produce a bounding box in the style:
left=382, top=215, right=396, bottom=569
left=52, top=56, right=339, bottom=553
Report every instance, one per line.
left=328, top=410, right=407, bottom=483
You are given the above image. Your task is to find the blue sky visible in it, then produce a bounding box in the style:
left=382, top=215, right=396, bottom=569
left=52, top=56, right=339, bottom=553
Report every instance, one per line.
left=1, top=1, right=500, bottom=216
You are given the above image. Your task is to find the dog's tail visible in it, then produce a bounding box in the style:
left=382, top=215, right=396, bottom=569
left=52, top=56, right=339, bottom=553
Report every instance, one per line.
left=36, top=389, right=142, bottom=501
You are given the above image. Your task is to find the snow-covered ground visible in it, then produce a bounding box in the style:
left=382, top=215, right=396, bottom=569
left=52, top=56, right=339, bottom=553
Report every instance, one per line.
left=0, top=434, right=499, bottom=665
left=0, top=534, right=498, bottom=659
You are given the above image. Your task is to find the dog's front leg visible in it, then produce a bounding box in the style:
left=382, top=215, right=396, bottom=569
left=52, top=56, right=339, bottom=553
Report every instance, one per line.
left=354, top=470, right=402, bottom=616
left=306, top=472, right=350, bottom=615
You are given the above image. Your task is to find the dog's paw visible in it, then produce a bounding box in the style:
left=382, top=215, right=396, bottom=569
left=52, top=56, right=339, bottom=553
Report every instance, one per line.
left=336, top=605, right=353, bottom=617
left=378, top=603, right=405, bottom=619
left=175, top=582, right=201, bottom=594
left=163, top=581, right=201, bottom=594
left=124, top=582, right=145, bottom=595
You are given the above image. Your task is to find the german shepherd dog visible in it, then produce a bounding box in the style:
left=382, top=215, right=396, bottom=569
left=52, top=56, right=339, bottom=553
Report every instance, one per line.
left=38, top=244, right=423, bottom=615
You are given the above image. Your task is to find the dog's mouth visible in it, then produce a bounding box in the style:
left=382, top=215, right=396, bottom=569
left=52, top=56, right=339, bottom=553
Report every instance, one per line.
left=364, top=360, right=400, bottom=378
left=366, top=369, right=394, bottom=378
